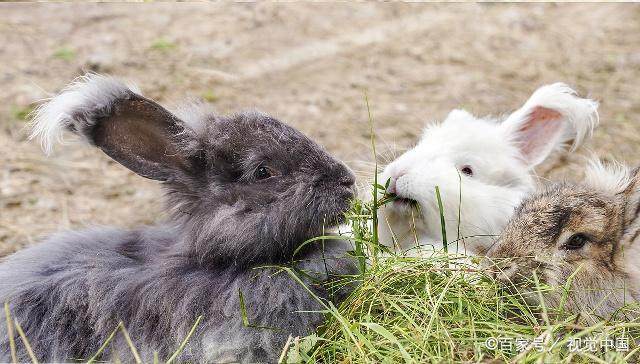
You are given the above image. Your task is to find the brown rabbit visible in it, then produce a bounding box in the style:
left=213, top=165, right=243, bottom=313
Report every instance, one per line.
left=485, top=159, right=640, bottom=321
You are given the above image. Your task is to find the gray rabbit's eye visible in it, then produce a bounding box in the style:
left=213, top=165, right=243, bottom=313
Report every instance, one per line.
left=563, top=233, right=589, bottom=250
left=255, top=165, right=274, bottom=180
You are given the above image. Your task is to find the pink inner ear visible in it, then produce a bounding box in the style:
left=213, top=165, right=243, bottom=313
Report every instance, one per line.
left=518, top=106, right=563, bottom=162
left=527, top=106, right=562, bottom=124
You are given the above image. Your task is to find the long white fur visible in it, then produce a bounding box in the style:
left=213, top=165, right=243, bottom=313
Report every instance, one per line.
left=29, top=74, right=140, bottom=155
left=502, top=82, right=599, bottom=152
left=584, top=158, right=633, bottom=195
left=31, top=74, right=214, bottom=155
left=170, top=99, right=212, bottom=137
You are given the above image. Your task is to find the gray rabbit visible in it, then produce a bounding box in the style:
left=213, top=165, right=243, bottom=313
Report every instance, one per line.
left=486, top=159, right=640, bottom=322
left=0, top=74, right=358, bottom=363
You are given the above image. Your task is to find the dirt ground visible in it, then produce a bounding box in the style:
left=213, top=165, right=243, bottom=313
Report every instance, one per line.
left=1, top=3, right=639, bottom=256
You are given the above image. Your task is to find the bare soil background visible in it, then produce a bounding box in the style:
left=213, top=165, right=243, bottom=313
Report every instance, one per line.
left=1, top=3, right=639, bottom=256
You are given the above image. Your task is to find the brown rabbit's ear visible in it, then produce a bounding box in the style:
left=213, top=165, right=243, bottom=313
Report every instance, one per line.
left=622, top=167, right=640, bottom=228
left=31, top=74, right=200, bottom=181
left=501, top=83, right=598, bottom=167
left=585, top=160, right=640, bottom=229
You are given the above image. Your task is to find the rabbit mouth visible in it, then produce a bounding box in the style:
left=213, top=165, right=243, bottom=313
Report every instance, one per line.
left=396, top=198, right=418, bottom=207
left=389, top=194, right=419, bottom=209
left=320, top=194, right=353, bottom=226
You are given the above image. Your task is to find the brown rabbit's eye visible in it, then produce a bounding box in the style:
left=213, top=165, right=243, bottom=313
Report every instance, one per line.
left=564, top=233, right=589, bottom=250
left=255, top=166, right=273, bottom=180
left=460, top=165, right=473, bottom=176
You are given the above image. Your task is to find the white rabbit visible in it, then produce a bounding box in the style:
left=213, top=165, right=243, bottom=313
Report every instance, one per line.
left=377, top=83, right=599, bottom=256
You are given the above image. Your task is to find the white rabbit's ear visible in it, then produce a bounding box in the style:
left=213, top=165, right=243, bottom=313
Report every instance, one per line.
left=501, top=83, right=599, bottom=167
left=31, top=74, right=201, bottom=181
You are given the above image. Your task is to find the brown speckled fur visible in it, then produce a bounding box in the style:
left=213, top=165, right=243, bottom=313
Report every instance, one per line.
left=486, top=161, right=640, bottom=322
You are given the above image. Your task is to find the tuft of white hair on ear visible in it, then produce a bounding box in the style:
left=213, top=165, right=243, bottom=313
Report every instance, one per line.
left=503, top=83, right=599, bottom=153
left=443, top=109, right=474, bottom=122
left=584, top=158, right=633, bottom=195
left=29, top=73, right=141, bottom=155
left=170, top=99, right=214, bottom=137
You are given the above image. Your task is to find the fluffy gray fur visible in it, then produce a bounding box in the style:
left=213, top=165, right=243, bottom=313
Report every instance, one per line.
left=2, top=74, right=358, bottom=363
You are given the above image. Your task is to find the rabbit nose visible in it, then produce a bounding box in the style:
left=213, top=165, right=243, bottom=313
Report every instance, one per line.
left=487, top=261, right=519, bottom=284
left=339, top=173, right=355, bottom=188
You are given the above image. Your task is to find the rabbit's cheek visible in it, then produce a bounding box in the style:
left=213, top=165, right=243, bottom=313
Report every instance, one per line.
left=561, top=250, right=588, bottom=264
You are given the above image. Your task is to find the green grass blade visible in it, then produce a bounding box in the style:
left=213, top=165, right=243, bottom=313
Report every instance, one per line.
left=435, top=186, right=447, bottom=254
left=14, top=319, right=39, bottom=364
left=119, top=322, right=142, bottom=364
left=165, top=315, right=203, bottom=364
left=361, top=322, right=414, bottom=363
left=5, top=302, right=18, bottom=363
left=86, top=322, right=120, bottom=364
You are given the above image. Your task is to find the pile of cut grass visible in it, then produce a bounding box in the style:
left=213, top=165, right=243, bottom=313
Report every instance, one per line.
left=285, top=188, right=640, bottom=363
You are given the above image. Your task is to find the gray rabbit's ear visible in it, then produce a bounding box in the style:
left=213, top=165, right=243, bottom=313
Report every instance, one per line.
left=31, top=74, right=199, bottom=181
left=501, top=83, right=598, bottom=167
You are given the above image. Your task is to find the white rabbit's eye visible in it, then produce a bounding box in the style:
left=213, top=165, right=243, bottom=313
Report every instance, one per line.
left=564, top=233, right=589, bottom=250
left=255, top=166, right=273, bottom=180
left=460, top=165, right=473, bottom=176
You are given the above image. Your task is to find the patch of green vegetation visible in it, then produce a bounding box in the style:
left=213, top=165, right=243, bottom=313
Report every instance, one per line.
left=282, top=185, right=640, bottom=363
left=150, top=38, right=177, bottom=52
left=53, top=47, right=76, bottom=61
left=201, top=90, right=219, bottom=103
left=11, top=104, right=35, bottom=121
left=281, top=96, right=640, bottom=363
left=615, top=113, right=629, bottom=124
